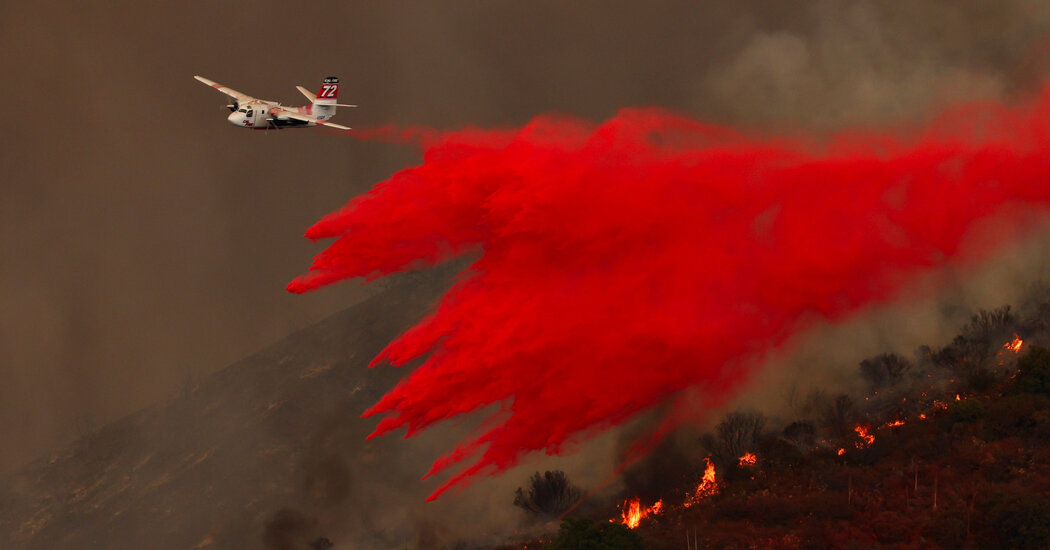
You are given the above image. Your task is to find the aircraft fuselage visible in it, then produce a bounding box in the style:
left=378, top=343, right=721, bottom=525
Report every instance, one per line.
left=227, top=101, right=328, bottom=130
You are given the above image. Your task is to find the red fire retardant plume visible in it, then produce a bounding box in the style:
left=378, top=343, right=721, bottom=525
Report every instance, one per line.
left=290, top=92, right=1050, bottom=500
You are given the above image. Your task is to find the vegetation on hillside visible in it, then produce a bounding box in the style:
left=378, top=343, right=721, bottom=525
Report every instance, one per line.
left=514, top=470, right=583, bottom=518
left=505, top=287, right=1050, bottom=549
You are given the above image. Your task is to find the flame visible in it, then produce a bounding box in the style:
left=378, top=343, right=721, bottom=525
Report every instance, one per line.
left=955, top=394, right=961, bottom=401
left=919, top=413, right=927, bottom=420
left=882, top=419, right=905, bottom=428
left=619, top=497, right=663, bottom=529
left=837, top=448, right=845, bottom=456
left=700, top=458, right=717, bottom=493
left=620, top=498, right=642, bottom=529
left=854, top=425, right=875, bottom=448
left=738, top=452, right=757, bottom=466
left=1004, top=335, right=1024, bottom=354
left=684, top=458, right=719, bottom=506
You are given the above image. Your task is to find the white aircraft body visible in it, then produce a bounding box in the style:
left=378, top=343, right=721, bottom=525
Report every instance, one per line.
left=194, top=75, right=355, bottom=130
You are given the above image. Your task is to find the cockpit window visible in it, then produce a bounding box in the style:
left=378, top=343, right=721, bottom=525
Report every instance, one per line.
left=239, top=108, right=247, bottom=113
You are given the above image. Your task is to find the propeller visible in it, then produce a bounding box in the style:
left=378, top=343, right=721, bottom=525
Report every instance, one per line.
left=225, top=100, right=239, bottom=112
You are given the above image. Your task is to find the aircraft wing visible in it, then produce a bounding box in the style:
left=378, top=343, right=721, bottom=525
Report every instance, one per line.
left=194, top=75, right=255, bottom=103
left=270, top=107, right=351, bottom=130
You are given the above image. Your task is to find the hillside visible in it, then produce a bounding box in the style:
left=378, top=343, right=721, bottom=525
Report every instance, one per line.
left=520, top=289, right=1050, bottom=550
left=9, top=262, right=1050, bottom=550
left=0, top=266, right=465, bottom=550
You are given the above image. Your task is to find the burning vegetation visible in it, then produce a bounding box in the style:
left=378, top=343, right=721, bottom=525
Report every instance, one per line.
left=853, top=425, right=875, bottom=448
left=618, top=497, right=662, bottom=529
left=687, top=458, right=719, bottom=504
left=516, top=293, right=1050, bottom=549
left=614, top=457, right=719, bottom=530
left=1005, top=335, right=1024, bottom=354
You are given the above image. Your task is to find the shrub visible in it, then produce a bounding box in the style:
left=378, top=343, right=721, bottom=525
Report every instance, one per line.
left=761, top=437, right=806, bottom=468
left=546, top=517, right=643, bottom=550
left=822, top=394, right=856, bottom=439
left=859, top=353, right=912, bottom=388
left=1013, top=346, right=1050, bottom=397
left=968, top=367, right=998, bottom=393
left=513, top=471, right=581, bottom=518
left=936, top=306, right=1017, bottom=373
left=782, top=421, right=815, bottom=449
left=983, top=394, right=1050, bottom=440
left=949, top=398, right=985, bottom=424
left=965, top=306, right=1017, bottom=340
left=621, top=435, right=699, bottom=502
left=702, top=411, right=766, bottom=469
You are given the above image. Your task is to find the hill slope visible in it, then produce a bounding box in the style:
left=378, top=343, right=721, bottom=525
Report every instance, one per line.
left=0, top=266, right=471, bottom=550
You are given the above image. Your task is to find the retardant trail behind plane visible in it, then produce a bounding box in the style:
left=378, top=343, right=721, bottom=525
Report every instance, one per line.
left=290, top=92, right=1050, bottom=500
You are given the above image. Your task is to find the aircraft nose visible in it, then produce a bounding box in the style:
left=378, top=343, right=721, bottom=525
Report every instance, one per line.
left=227, top=111, right=241, bottom=125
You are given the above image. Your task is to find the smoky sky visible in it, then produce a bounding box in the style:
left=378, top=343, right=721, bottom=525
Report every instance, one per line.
left=3, top=0, right=1050, bottom=475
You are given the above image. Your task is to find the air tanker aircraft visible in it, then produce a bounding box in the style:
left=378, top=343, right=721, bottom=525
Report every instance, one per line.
left=194, top=75, right=355, bottom=130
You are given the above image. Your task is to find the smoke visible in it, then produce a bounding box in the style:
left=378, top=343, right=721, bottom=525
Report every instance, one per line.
left=262, top=509, right=321, bottom=550
left=258, top=407, right=352, bottom=550
left=291, top=91, right=1050, bottom=499
left=250, top=394, right=624, bottom=549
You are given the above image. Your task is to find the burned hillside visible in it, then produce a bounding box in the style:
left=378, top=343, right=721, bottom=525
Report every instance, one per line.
left=517, top=283, right=1050, bottom=549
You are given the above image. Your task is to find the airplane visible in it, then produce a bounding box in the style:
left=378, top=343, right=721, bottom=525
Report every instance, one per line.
left=194, top=75, right=355, bottom=130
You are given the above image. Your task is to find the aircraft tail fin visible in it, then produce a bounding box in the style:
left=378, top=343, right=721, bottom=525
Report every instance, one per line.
left=307, top=77, right=356, bottom=118
left=314, top=76, right=340, bottom=105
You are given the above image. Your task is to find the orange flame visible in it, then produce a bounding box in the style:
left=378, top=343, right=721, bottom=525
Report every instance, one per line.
left=837, top=448, right=845, bottom=456
left=883, top=419, right=905, bottom=428
left=700, top=458, right=717, bottom=492
left=738, top=452, right=757, bottom=466
left=620, top=498, right=642, bottom=529
left=619, top=497, right=663, bottom=529
left=684, top=458, right=719, bottom=507
left=854, top=425, right=875, bottom=448
left=1004, top=335, right=1023, bottom=354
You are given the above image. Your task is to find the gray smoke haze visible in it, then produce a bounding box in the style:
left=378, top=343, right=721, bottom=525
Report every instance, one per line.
left=5, top=0, right=1050, bottom=545
left=732, top=224, right=1050, bottom=415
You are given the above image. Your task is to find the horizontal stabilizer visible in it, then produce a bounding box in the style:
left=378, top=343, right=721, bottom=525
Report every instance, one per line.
left=296, top=85, right=316, bottom=102
left=298, top=85, right=355, bottom=107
